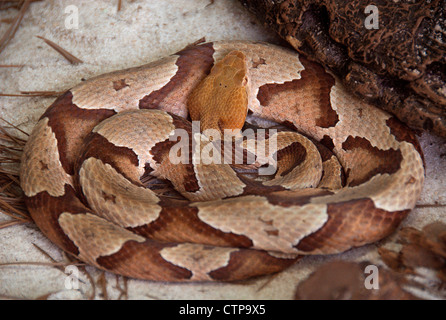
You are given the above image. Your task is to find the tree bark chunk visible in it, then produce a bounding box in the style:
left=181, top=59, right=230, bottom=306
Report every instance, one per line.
left=239, top=0, right=446, bottom=138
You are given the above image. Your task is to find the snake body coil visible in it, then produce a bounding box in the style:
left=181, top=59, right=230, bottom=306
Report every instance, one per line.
left=20, top=41, right=424, bottom=281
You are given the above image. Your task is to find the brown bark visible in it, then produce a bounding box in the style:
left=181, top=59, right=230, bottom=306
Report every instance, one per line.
left=240, top=0, right=446, bottom=138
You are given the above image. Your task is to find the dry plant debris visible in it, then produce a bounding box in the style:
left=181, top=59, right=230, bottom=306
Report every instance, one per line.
left=0, top=0, right=444, bottom=300
left=0, top=0, right=32, bottom=54
left=294, top=260, right=418, bottom=300
left=0, top=91, right=63, bottom=97
left=36, top=36, right=83, bottom=64
left=0, top=119, right=29, bottom=228
left=379, top=223, right=446, bottom=289
left=294, top=223, right=446, bottom=300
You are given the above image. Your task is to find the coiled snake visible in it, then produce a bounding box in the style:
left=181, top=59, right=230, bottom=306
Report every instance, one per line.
left=20, top=41, right=425, bottom=281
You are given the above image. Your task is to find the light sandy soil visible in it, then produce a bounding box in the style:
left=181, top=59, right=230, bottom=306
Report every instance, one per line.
left=0, top=0, right=444, bottom=300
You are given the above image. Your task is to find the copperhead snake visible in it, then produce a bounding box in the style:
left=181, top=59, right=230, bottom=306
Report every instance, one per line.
left=20, top=41, right=425, bottom=282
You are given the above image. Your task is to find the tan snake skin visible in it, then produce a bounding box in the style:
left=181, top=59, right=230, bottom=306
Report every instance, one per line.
left=20, top=41, right=425, bottom=282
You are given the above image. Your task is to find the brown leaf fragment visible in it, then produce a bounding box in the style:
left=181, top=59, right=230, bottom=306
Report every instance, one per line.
left=378, top=247, right=403, bottom=272
left=294, top=261, right=418, bottom=300
left=400, top=224, right=446, bottom=259
left=401, top=244, right=445, bottom=270
left=399, top=227, right=424, bottom=245
left=377, top=223, right=446, bottom=298
left=423, top=222, right=446, bottom=245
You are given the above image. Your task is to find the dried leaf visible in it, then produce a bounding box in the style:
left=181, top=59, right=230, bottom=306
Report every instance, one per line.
left=378, top=247, right=402, bottom=272
left=294, top=261, right=417, bottom=300
left=401, top=244, right=444, bottom=270
left=378, top=223, right=446, bottom=298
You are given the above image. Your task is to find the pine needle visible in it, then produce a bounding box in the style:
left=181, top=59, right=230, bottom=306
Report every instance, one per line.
left=0, top=118, right=30, bottom=225
left=0, top=0, right=31, bottom=54
left=0, top=91, right=62, bottom=97
left=20, top=90, right=62, bottom=96
left=416, top=203, right=446, bottom=208
left=0, top=261, right=84, bottom=267
left=0, top=64, right=24, bottom=68
left=0, top=118, right=29, bottom=137
left=0, top=219, right=24, bottom=229
left=36, top=35, right=83, bottom=64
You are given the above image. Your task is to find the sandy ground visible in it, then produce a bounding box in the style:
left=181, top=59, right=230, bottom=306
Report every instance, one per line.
left=0, top=0, right=444, bottom=300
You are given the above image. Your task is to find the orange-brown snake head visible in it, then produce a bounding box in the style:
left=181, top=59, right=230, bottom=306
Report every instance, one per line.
left=187, top=50, right=249, bottom=135
left=19, top=41, right=424, bottom=282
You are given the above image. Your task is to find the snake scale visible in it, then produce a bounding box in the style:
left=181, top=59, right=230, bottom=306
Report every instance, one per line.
left=20, top=41, right=425, bottom=282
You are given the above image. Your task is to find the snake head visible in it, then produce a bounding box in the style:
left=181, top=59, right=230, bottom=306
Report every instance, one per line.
left=187, top=50, right=249, bottom=137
